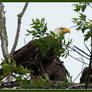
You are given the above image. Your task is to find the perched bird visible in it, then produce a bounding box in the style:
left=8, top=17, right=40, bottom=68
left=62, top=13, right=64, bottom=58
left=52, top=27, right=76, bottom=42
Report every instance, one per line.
left=53, top=27, right=70, bottom=36
left=0, top=27, right=71, bottom=82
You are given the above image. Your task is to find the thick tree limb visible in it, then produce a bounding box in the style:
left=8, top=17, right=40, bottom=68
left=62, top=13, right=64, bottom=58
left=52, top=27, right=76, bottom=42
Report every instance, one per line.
left=0, top=3, right=9, bottom=60
left=10, top=2, right=28, bottom=54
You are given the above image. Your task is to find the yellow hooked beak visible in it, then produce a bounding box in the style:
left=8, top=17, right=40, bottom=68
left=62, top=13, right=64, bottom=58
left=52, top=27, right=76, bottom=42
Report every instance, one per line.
left=63, top=28, right=70, bottom=33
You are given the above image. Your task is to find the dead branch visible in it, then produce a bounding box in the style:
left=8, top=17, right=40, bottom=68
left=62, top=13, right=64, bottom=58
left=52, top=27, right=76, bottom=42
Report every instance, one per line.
left=84, top=43, right=91, bottom=54
left=10, top=2, right=28, bottom=54
left=69, top=46, right=90, bottom=60
left=73, top=45, right=90, bottom=57
left=0, top=3, right=9, bottom=60
left=0, top=81, right=18, bottom=88
left=69, top=54, right=88, bottom=65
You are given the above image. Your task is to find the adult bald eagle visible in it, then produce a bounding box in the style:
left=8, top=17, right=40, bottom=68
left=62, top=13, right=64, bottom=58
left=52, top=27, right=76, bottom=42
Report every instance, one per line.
left=0, top=26, right=70, bottom=81
left=10, top=27, right=70, bottom=78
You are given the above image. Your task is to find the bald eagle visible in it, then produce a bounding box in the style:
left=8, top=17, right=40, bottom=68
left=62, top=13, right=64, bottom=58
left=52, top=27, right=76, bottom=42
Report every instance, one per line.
left=10, top=27, right=70, bottom=76
left=0, top=27, right=70, bottom=81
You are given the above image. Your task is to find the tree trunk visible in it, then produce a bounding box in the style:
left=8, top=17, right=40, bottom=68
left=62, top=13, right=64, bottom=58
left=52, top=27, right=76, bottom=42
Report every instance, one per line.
left=0, top=3, right=9, bottom=60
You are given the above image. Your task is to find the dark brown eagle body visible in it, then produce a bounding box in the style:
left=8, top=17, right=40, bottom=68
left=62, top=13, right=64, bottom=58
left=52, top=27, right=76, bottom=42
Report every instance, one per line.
left=10, top=39, right=69, bottom=81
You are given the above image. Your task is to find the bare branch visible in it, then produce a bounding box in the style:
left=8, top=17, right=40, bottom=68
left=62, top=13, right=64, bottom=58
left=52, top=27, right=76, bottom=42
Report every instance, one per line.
left=69, top=54, right=88, bottom=65
left=73, top=45, right=90, bottom=57
left=0, top=3, right=9, bottom=60
left=88, top=3, right=92, bottom=8
left=69, top=46, right=90, bottom=60
left=10, top=2, right=28, bottom=54
left=84, top=42, right=91, bottom=54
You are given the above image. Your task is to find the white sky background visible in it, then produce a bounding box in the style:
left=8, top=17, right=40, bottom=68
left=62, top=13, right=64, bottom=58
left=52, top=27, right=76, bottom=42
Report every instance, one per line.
left=0, top=2, right=91, bottom=83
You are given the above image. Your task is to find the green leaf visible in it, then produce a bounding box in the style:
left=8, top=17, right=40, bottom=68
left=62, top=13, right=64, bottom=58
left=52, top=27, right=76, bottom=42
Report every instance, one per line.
left=72, top=18, right=78, bottom=21
left=41, top=18, right=45, bottom=23
left=84, top=31, right=91, bottom=41
left=32, top=19, right=34, bottom=23
left=50, top=31, right=56, bottom=37
left=81, top=5, right=86, bottom=12
left=8, top=56, right=11, bottom=63
left=36, top=18, right=40, bottom=22
left=26, top=30, right=32, bottom=34
left=74, top=4, right=81, bottom=12
left=79, top=13, right=86, bottom=21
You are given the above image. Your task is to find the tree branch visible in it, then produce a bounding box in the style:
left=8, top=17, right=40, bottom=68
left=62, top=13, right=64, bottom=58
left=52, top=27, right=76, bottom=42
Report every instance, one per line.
left=10, top=2, right=28, bottom=54
left=84, top=42, right=91, bottom=54
left=69, top=46, right=90, bottom=60
left=69, top=54, right=88, bottom=65
left=88, top=3, right=92, bottom=8
left=0, top=3, right=9, bottom=60
left=73, top=45, right=90, bottom=57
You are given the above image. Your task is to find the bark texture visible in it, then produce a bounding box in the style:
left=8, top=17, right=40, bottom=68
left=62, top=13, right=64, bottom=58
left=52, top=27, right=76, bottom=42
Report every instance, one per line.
left=10, top=2, right=28, bottom=54
left=0, top=3, right=9, bottom=60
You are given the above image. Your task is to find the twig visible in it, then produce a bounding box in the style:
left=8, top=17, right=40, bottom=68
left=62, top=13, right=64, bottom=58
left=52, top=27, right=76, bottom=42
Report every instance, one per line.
left=69, top=54, right=88, bottom=65
left=73, top=52, right=85, bottom=83
left=10, top=2, right=28, bottom=54
left=70, top=46, right=90, bottom=60
left=0, top=81, right=18, bottom=88
left=88, top=3, right=92, bottom=8
left=62, top=42, right=90, bottom=60
left=84, top=42, right=91, bottom=54
left=73, top=70, right=83, bottom=83
left=73, top=45, right=90, bottom=57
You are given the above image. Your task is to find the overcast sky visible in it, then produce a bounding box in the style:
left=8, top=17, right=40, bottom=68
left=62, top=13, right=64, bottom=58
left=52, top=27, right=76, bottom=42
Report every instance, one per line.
left=0, top=2, right=91, bottom=83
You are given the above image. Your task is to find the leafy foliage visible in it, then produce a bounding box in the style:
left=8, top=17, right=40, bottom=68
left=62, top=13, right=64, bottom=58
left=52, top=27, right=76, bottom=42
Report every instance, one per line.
left=0, top=57, right=32, bottom=86
left=30, top=76, right=49, bottom=88
left=26, top=18, right=71, bottom=58
left=0, top=57, right=50, bottom=89
left=73, top=3, right=89, bottom=12
left=73, top=2, right=92, bottom=41
left=16, top=75, right=49, bottom=89
left=26, top=18, right=47, bottom=39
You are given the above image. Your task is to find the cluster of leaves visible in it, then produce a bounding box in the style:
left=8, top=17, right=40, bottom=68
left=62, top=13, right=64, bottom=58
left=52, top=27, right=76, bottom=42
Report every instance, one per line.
left=16, top=75, right=49, bottom=89
left=73, top=2, right=92, bottom=41
left=51, top=81, right=71, bottom=89
left=0, top=57, right=50, bottom=89
left=0, top=56, right=72, bottom=89
left=26, top=18, right=71, bottom=58
left=22, top=75, right=72, bottom=89
left=0, top=57, right=32, bottom=87
left=48, top=76, right=72, bottom=89
left=26, top=18, right=47, bottom=39
left=29, top=76, right=49, bottom=88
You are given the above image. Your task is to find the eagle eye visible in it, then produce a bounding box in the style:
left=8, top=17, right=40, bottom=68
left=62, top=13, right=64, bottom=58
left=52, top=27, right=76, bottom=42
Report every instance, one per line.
left=60, top=27, right=64, bottom=30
